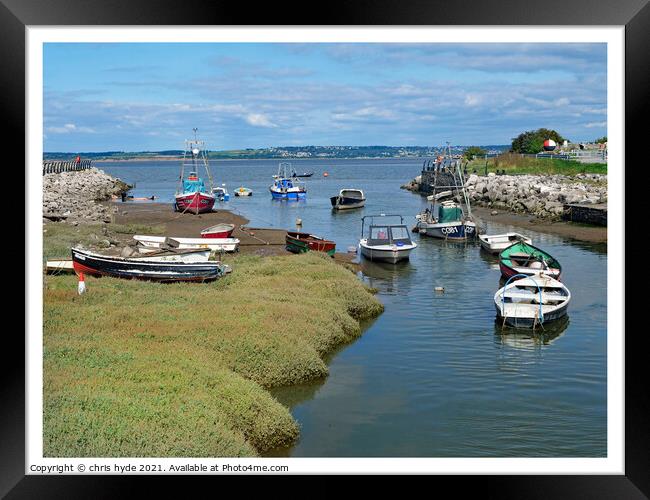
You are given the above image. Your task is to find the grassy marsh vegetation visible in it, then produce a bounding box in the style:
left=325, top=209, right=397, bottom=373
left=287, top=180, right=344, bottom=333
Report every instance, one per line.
left=467, top=153, right=607, bottom=176
left=43, top=224, right=383, bottom=456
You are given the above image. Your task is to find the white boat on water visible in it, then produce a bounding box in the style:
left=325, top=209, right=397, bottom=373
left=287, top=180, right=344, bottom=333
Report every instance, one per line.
left=494, top=275, right=571, bottom=329
left=330, top=188, right=366, bottom=210
left=479, top=232, right=532, bottom=254
left=133, top=235, right=240, bottom=253
left=358, top=214, right=417, bottom=263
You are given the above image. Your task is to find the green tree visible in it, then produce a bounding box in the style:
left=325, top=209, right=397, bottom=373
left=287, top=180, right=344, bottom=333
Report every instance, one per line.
left=511, top=128, right=566, bottom=154
left=463, top=146, right=487, bottom=160
left=594, top=136, right=607, bottom=144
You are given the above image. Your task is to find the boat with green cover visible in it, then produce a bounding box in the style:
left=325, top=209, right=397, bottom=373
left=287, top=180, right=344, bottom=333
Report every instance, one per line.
left=286, top=231, right=336, bottom=256
left=499, top=241, right=562, bottom=281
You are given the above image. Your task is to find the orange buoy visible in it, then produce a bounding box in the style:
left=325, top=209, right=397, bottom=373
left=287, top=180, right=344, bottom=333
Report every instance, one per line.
left=77, top=272, right=86, bottom=295
left=323, top=172, right=329, bottom=177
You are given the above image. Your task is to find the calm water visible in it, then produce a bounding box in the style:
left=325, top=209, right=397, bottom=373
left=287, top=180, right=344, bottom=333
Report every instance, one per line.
left=101, top=159, right=607, bottom=457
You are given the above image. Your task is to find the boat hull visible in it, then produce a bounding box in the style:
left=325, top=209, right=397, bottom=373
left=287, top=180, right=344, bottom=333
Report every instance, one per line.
left=479, top=233, right=532, bottom=254
left=416, top=220, right=476, bottom=240
left=359, top=242, right=415, bottom=263
left=495, top=300, right=569, bottom=328
left=134, top=235, right=239, bottom=253
left=71, top=248, right=222, bottom=282
left=499, top=262, right=561, bottom=281
left=270, top=189, right=306, bottom=200
left=174, top=192, right=216, bottom=214
left=330, top=196, right=365, bottom=210
left=201, top=224, right=235, bottom=239
left=286, top=232, right=336, bottom=256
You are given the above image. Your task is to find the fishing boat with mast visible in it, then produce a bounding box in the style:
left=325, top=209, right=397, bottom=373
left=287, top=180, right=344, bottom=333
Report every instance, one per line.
left=414, top=142, right=476, bottom=240
left=174, top=128, right=216, bottom=214
left=269, top=162, right=307, bottom=200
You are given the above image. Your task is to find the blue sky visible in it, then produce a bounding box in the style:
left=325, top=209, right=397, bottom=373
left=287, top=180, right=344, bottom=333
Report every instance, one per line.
left=43, top=43, right=607, bottom=151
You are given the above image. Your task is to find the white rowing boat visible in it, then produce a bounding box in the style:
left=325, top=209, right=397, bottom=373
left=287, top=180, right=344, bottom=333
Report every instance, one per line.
left=133, top=234, right=240, bottom=252
left=478, top=232, right=532, bottom=254
left=494, top=275, right=571, bottom=329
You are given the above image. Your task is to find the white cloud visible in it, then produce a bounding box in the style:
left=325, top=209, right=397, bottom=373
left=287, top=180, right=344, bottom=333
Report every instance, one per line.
left=245, top=113, right=276, bottom=128
left=584, top=121, right=607, bottom=128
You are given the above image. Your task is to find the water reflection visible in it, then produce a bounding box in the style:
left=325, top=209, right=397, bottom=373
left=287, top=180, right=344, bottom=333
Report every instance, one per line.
left=494, top=315, right=570, bottom=350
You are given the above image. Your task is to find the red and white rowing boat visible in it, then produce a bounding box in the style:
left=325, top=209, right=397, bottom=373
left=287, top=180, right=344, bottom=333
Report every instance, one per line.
left=201, top=223, right=235, bottom=239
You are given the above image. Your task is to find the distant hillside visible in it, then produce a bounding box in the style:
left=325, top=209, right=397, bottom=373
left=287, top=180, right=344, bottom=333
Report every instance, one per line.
left=44, top=145, right=510, bottom=161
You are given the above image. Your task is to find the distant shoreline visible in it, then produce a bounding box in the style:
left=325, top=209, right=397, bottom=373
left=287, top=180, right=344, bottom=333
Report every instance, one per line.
left=93, top=156, right=430, bottom=163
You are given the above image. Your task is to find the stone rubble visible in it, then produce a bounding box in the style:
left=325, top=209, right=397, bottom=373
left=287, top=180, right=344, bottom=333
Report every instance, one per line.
left=42, top=168, right=130, bottom=223
left=403, top=173, right=607, bottom=220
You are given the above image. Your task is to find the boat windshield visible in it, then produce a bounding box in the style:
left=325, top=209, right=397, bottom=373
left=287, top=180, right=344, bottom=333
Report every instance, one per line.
left=390, top=226, right=412, bottom=244
left=369, top=226, right=390, bottom=244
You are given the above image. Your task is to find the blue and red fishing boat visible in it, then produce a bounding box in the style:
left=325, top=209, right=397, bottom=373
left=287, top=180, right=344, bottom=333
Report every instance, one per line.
left=174, top=129, right=216, bottom=214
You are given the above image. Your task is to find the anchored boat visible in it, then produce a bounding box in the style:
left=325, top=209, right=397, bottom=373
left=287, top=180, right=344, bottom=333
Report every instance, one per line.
left=359, top=214, right=417, bottom=263
left=234, top=186, right=253, bottom=197
left=499, top=241, right=562, bottom=280
left=213, top=184, right=230, bottom=201
left=174, top=129, right=216, bottom=214
left=71, top=247, right=224, bottom=282
left=495, top=274, right=570, bottom=328
left=414, top=143, right=476, bottom=240
left=330, top=188, right=366, bottom=210
left=285, top=231, right=336, bottom=256
left=270, top=162, right=307, bottom=200
left=479, top=232, right=532, bottom=254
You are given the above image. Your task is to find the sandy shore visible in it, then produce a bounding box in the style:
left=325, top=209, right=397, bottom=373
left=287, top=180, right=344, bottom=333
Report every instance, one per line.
left=107, top=201, right=360, bottom=267
left=472, top=206, right=607, bottom=244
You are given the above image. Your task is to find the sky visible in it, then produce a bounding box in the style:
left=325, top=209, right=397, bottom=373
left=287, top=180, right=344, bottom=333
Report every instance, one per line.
left=43, top=43, right=607, bottom=152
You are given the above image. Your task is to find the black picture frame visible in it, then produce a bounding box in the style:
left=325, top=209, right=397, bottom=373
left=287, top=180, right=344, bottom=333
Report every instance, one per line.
left=4, top=0, right=646, bottom=494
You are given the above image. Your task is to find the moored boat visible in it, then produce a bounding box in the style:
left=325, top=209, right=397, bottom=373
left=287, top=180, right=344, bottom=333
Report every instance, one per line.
left=270, top=162, right=307, bottom=200
left=499, top=241, right=562, bottom=280
left=71, top=247, right=224, bottom=282
left=213, top=184, right=230, bottom=201
left=174, top=129, right=216, bottom=214
left=234, top=186, right=253, bottom=196
left=494, top=274, right=570, bottom=328
left=201, top=223, right=236, bottom=239
left=330, top=188, right=366, bottom=210
left=286, top=231, right=336, bottom=256
left=479, top=232, right=532, bottom=254
left=133, top=234, right=240, bottom=253
left=359, top=214, right=417, bottom=263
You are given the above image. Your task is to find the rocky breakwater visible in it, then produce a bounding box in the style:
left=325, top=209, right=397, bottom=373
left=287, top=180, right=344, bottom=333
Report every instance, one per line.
left=464, top=173, right=607, bottom=219
left=43, top=168, right=130, bottom=223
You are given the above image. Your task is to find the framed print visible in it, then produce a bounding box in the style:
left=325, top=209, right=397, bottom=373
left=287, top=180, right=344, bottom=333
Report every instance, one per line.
left=3, top=0, right=647, bottom=493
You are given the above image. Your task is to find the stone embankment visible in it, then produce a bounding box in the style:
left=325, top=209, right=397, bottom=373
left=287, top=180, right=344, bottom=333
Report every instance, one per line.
left=43, top=168, right=130, bottom=223
left=403, top=173, right=607, bottom=219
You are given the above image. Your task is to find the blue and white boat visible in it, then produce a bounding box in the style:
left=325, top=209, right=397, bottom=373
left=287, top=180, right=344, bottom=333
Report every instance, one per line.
left=269, top=162, right=307, bottom=200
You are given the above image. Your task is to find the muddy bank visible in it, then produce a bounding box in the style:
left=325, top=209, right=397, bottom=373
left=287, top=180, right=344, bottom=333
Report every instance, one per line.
left=108, top=202, right=362, bottom=265
left=472, top=206, right=607, bottom=244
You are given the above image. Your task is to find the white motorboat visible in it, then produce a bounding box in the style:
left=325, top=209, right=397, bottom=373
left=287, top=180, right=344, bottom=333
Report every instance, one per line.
left=358, top=214, right=417, bottom=263
left=494, top=274, right=571, bottom=329
left=330, top=188, right=366, bottom=210
left=479, top=232, right=532, bottom=254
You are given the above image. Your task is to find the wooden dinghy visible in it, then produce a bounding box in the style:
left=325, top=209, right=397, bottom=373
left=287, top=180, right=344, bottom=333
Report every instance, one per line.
left=478, top=232, right=532, bottom=254
left=200, top=223, right=235, bottom=239
left=494, top=274, right=571, bottom=328
left=286, top=231, right=336, bottom=256
left=71, top=247, right=224, bottom=282
left=499, top=241, right=562, bottom=280
left=133, top=235, right=240, bottom=252
left=45, top=260, right=75, bottom=274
